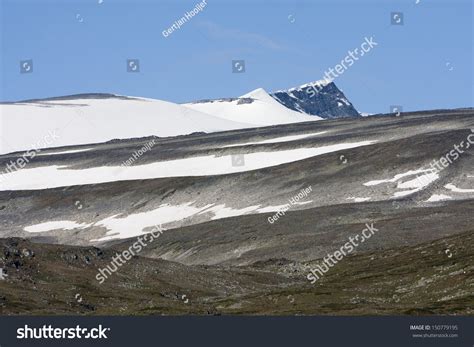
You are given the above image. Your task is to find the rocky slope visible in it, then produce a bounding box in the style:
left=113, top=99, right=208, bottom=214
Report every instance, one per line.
left=271, top=80, right=360, bottom=119
left=0, top=108, right=472, bottom=315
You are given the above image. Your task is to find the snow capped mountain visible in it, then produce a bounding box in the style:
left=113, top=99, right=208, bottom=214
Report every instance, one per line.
left=183, top=88, right=322, bottom=126
left=0, top=94, right=251, bottom=155
left=271, top=80, right=360, bottom=119
left=0, top=80, right=355, bottom=155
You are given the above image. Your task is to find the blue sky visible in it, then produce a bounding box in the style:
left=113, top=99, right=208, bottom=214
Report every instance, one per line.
left=1, top=0, right=472, bottom=113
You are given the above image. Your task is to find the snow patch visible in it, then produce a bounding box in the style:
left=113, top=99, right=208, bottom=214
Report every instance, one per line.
left=426, top=194, right=452, bottom=202
left=200, top=204, right=262, bottom=220
left=285, top=79, right=332, bottom=92
left=24, top=221, right=91, bottom=233
left=92, top=202, right=213, bottom=242
left=444, top=184, right=474, bottom=193
left=393, top=189, right=420, bottom=198
left=364, top=169, right=439, bottom=198
left=346, top=197, right=371, bottom=202
left=37, top=148, right=93, bottom=156
left=256, top=205, right=289, bottom=213
left=363, top=169, right=431, bottom=186
left=223, top=131, right=327, bottom=148
left=0, top=141, right=376, bottom=191
left=397, top=172, right=439, bottom=190
left=294, top=200, right=313, bottom=206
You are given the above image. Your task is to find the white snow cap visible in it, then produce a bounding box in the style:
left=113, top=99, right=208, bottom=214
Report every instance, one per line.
left=183, top=88, right=322, bottom=126
left=1, top=86, right=324, bottom=155
left=274, top=79, right=333, bottom=93
left=241, top=87, right=273, bottom=100
left=0, top=95, right=250, bottom=155
left=295, top=78, right=333, bottom=90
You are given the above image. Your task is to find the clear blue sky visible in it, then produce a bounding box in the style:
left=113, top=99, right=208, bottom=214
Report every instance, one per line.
left=1, top=0, right=472, bottom=113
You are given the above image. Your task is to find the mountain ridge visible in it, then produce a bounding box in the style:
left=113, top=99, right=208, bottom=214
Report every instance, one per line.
left=270, top=80, right=360, bottom=119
